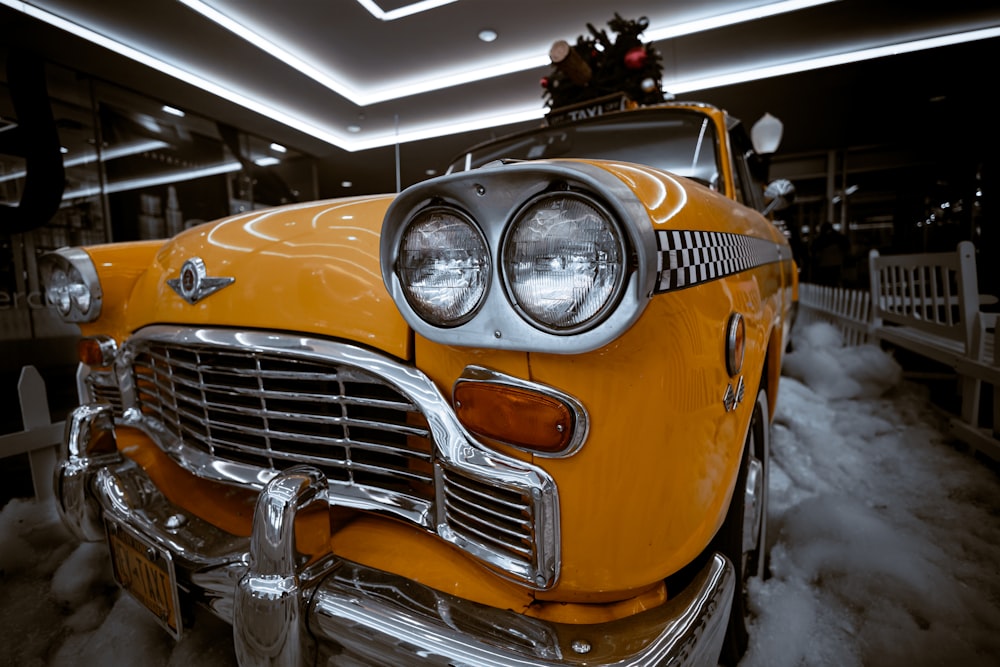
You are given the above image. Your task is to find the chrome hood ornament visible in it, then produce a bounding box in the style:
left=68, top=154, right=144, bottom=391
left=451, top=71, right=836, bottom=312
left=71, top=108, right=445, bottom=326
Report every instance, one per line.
left=167, top=257, right=234, bottom=304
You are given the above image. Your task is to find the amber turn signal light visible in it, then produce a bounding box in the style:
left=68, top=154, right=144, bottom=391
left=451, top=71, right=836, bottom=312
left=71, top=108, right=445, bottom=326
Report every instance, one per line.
left=454, top=380, right=574, bottom=453
left=78, top=335, right=118, bottom=367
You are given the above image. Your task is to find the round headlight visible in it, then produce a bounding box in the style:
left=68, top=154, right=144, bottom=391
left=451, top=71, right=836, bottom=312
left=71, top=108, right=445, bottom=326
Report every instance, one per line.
left=503, top=193, right=626, bottom=332
left=39, top=248, right=102, bottom=323
left=45, top=265, right=92, bottom=315
left=397, top=207, right=489, bottom=327
left=46, top=267, right=74, bottom=316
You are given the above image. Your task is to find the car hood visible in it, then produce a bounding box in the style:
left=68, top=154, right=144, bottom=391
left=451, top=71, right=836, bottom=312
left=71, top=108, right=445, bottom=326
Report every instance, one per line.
left=122, top=194, right=413, bottom=360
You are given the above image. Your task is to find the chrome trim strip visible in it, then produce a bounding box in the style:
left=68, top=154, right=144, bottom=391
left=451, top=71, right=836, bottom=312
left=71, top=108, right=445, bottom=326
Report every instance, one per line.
left=114, top=325, right=560, bottom=589
left=454, top=365, right=590, bottom=457
left=309, top=551, right=735, bottom=666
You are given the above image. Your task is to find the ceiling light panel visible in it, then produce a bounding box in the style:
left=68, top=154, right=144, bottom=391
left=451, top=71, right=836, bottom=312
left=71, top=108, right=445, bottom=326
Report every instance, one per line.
left=355, top=0, right=461, bottom=21
left=4, top=0, right=998, bottom=154
left=176, top=0, right=841, bottom=105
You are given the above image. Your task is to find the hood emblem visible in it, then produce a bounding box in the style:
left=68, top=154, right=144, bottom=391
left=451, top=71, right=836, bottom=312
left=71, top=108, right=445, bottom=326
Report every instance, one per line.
left=167, top=257, right=234, bottom=304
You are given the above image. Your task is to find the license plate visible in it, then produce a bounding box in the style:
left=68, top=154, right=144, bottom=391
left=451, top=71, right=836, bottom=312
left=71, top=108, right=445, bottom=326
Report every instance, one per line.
left=106, top=517, right=182, bottom=638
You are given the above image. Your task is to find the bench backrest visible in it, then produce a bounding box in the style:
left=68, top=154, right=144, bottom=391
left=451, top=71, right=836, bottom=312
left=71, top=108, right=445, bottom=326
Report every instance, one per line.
left=868, top=241, right=979, bottom=350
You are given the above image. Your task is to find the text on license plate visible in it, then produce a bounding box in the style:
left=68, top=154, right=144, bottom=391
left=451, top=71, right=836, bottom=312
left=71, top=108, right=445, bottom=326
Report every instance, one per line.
left=106, top=519, right=181, bottom=637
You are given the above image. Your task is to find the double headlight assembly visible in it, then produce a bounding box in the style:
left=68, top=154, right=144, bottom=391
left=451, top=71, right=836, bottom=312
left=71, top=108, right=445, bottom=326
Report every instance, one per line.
left=382, top=161, right=658, bottom=353
left=39, top=247, right=103, bottom=323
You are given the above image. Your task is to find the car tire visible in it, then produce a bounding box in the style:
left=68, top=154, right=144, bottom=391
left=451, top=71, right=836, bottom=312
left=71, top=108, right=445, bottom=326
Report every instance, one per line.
left=714, top=385, right=770, bottom=666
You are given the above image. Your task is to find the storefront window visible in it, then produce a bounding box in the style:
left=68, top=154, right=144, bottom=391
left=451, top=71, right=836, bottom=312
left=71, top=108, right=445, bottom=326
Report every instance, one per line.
left=0, top=58, right=317, bottom=350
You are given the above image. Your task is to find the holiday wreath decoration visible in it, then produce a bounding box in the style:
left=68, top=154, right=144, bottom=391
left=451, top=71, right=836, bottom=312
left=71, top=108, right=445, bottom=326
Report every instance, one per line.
left=542, top=13, right=666, bottom=111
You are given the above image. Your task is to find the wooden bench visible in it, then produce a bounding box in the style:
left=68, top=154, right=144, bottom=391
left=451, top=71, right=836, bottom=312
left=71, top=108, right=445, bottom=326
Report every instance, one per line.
left=868, top=240, right=998, bottom=459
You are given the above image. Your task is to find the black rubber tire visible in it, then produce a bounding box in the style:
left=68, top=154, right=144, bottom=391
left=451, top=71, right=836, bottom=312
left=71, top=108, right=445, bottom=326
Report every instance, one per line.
left=713, top=386, right=770, bottom=667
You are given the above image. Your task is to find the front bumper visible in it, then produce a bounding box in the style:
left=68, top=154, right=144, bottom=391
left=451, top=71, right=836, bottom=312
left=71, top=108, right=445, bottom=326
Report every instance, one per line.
left=56, top=403, right=735, bottom=667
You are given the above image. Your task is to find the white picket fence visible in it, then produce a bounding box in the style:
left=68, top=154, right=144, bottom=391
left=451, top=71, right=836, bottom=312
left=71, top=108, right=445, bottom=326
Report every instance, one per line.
left=0, top=365, right=63, bottom=500
left=797, top=241, right=998, bottom=461
left=796, top=283, right=872, bottom=346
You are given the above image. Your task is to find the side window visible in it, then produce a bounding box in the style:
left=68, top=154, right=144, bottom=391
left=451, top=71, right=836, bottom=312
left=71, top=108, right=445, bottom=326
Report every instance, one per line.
left=728, top=126, right=767, bottom=211
left=730, top=148, right=749, bottom=206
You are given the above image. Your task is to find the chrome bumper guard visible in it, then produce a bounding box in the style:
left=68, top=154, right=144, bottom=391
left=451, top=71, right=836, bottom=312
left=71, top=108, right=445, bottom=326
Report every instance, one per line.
left=56, top=403, right=735, bottom=667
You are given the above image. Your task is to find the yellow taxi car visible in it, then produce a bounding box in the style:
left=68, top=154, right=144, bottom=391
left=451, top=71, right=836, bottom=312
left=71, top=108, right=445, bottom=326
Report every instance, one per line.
left=41, top=95, right=797, bottom=666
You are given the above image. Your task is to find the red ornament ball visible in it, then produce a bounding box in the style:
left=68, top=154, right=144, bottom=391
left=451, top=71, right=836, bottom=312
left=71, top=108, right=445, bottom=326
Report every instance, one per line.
left=624, top=46, right=648, bottom=70
left=540, top=76, right=549, bottom=88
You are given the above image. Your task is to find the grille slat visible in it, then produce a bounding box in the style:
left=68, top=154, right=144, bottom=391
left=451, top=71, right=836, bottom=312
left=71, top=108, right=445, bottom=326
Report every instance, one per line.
left=441, top=468, right=536, bottom=567
left=444, top=486, right=531, bottom=533
left=445, top=511, right=533, bottom=559
left=132, top=341, right=435, bottom=502
left=141, top=361, right=417, bottom=414
left=140, top=392, right=430, bottom=438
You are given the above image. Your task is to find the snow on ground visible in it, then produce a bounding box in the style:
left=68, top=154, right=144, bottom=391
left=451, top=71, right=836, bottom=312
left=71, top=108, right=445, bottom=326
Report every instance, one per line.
left=744, top=323, right=1000, bottom=666
left=2, top=321, right=999, bottom=666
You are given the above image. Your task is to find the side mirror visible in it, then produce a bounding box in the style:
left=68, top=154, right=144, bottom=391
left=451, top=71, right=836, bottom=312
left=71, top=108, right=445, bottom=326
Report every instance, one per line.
left=762, top=178, right=795, bottom=216
left=751, top=113, right=784, bottom=155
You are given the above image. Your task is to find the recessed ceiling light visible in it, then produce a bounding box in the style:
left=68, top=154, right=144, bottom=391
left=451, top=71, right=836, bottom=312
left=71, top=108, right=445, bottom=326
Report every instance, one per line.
left=347, top=125, right=362, bottom=133
left=269, top=142, right=287, bottom=152
left=254, top=156, right=280, bottom=166
left=162, top=105, right=185, bottom=117
left=425, top=168, right=437, bottom=176
left=341, top=180, right=353, bottom=188
left=478, top=29, right=498, bottom=43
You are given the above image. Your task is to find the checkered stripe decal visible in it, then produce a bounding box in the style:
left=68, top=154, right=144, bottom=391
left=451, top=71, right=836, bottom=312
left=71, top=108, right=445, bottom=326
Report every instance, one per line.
left=655, top=230, right=783, bottom=293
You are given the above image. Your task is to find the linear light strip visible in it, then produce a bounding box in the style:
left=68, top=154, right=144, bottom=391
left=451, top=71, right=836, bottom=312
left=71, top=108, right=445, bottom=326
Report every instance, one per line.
left=60, top=160, right=243, bottom=200
left=178, top=0, right=839, bottom=105
left=174, top=0, right=356, bottom=101
left=666, top=25, right=1000, bottom=93
left=0, top=139, right=169, bottom=183
left=3, top=0, right=998, bottom=153
left=2, top=0, right=352, bottom=146
left=354, top=0, right=460, bottom=21
left=646, top=0, right=840, bottom=41
left=374, top=26, right=1000, bottom=150
left=348, top=107, right=546, bottom=152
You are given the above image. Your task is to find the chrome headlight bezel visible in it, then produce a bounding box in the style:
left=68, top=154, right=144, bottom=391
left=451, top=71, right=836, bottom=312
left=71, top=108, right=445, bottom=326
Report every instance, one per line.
left=39, top=247, right=103, bottom=323
left=381, top=161, right=659, bottom=354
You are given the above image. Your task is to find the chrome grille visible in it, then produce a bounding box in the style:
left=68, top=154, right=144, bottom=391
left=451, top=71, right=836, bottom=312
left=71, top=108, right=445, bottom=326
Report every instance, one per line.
left=86, top=372, right=124, bottom=417
left=441, top=467, right=536, bottom=575
left=116, top=327, right=559, bottom=588
left=130, top=341, right=435, bottom=502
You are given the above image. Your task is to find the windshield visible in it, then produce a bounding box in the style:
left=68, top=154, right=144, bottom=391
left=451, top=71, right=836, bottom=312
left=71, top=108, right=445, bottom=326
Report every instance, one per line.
left=447, top=109, right=721, bottom=189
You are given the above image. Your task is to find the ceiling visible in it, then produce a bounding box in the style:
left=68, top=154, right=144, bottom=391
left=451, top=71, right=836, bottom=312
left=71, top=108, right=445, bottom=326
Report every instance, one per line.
left=1, top=0, right=999, bottom=206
